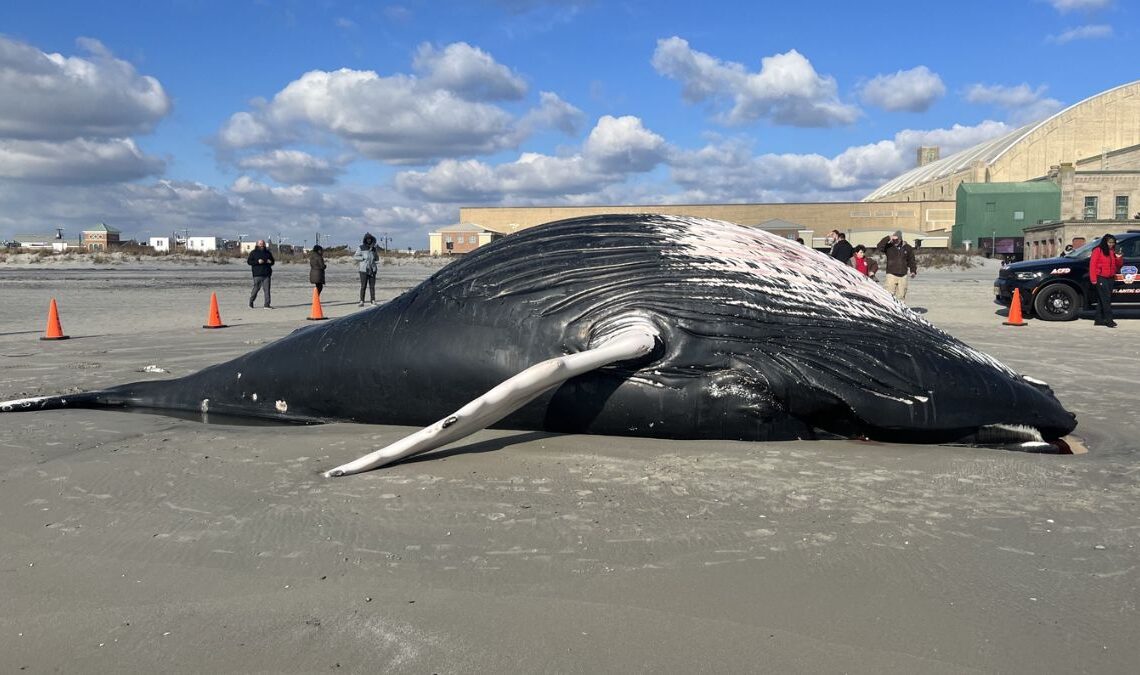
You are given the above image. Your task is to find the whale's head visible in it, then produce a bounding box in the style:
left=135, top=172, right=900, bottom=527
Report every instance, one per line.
left=431, top=214, right=1077, bottom=444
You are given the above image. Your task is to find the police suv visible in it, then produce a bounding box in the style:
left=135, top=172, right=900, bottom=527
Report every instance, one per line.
left=994, top=231, right=1140, bottom=321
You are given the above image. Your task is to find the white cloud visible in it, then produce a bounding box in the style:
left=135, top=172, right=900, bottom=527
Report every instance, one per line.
left=651, top=36, right=860, bottom=127
left=0, top=179, right=240, bottom=240
left=1047, top=0, right=1112, bottom=12
left=964, top=82, right=1063, bottom=124
left=412, top=42, right=527, bottom=101
left=0, top=138, right=164, bottom=184
left=582, top=115, right=668, bottom=172
left=396, top=115, right=669, bottom=202
left=217, top=112, right=277, bottom=149
left=516, top=91, right=584, bottom=136
left=230, top=175, right=342, bottom=210
left=667, top=120, right=1014, bottom=203
left=215, top=43, right=579, bottom=166
left=0, top=35, right=171, bottom=141
left=264, top=68, right=518, bottom=162
left=859, top=66, right=946, bottom=112
left=1047, top=24, right=1114, bottom=43
left=236, top=150, right=343, bottom=185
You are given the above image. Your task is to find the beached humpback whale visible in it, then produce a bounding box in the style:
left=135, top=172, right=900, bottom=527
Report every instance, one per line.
left=2, top=215, right=1076, bottom=475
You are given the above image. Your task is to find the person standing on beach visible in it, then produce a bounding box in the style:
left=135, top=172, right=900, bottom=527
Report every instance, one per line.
left=1089, top=234, right=1123, bottom=328
left=353, top=233, right=380, bottom=307
left=852, top=244, right=876, bottom=278
left=309, top=244, right=326, bottom=296
left=876, top=230, right=917, bottom=301
left=828, top=230, right=853, bottom=265
left=247, top=239, right=275, bottom=308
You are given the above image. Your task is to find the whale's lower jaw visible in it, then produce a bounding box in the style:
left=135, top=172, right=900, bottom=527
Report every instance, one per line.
left=857, top=419, right=1075, bottom=446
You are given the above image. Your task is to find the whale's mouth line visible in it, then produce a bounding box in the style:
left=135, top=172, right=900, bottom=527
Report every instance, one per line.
left=947, top=424, right=1082, bottom=455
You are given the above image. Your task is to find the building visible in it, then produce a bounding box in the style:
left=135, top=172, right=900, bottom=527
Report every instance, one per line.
left=1021, top=220, right=1140, bottom=261
left=865, top=80, right=1140, bottom=218
left=11, top=230, right=80, bottom=252
left=186, top=236, right=222, bottom=252
left=428, top=223, right=502, bottom=255
left=149, top=237, right=172, bottom=252
left=952, top=182, right=1062, bottom=257
left=82, top=223, right=121, bottom=251
left=458, top=202, right=953, bottom=250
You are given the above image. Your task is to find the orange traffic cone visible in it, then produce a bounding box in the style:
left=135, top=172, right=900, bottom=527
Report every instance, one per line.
left=306, top=288, right=328, bottom=321
left=1003, top=288, right=1027, bottom=326
left=41, top=298, right=70, bottom=340
left=203, top=292, right=228, bottom=329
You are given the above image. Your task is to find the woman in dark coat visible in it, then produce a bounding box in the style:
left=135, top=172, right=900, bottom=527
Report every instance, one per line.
left=309, top=245, right=327, bottom=296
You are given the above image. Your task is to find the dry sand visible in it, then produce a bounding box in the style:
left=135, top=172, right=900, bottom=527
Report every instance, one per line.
left=0, top=257, right=1137, bottom=673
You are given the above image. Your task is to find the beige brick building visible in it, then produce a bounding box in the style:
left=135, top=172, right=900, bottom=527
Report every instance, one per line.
left=428, top=222, right=502, bottom=256
left=459, top=201, right=954, bottom=249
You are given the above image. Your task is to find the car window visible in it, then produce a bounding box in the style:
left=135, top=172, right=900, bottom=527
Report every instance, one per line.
left=1065, top=240, right=1097, bottom=259
left=1118, top=237, right=1140, bottom=258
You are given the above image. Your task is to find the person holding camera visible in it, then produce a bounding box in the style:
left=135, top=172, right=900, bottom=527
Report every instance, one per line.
left=1090, top=234, right=1124, bottom=328
left=353, top=233, right=380, bottom=307
left=875, top=230, right=917, bottom=301
left=828, top=230, right=853, bottom=265
left=247, top=239, right=275, bottom=308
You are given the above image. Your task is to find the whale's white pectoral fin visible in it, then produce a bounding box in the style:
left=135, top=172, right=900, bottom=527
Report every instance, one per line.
left=323, top=327, right=659, bottom=477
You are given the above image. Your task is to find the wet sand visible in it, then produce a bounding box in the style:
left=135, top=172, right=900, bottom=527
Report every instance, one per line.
left=0, top=257, right=1137, bottom=673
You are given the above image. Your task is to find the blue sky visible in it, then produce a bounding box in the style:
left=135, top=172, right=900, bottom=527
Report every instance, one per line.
left=0, top=0, right=1133, bottom=249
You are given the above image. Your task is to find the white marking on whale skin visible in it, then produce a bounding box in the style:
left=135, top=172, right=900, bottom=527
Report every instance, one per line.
left=237, top=372, right=242, bottom=380
left=200, top=399, right=209, bottom=413
left=659, top=216, right=1019, bottom=376
left=707, top=382, right=761, bottom=401
left=275, top=400, right=288, bottom=413
left=626, top=376, right=666, bottom=388
left=251, top=393, right=258, bottom=402
left=0, top=396, right=53, bottom=411
left=1023, top=375, right=1047, bottom=386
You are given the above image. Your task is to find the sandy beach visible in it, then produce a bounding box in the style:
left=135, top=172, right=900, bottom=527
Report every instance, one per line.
left=0, top=256, right=1137, bottom=673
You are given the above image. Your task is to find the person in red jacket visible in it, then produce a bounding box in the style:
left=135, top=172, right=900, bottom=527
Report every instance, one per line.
left=852, top=244, right=878, bottom=279
left=1089, top=234, right=1124, bottom=327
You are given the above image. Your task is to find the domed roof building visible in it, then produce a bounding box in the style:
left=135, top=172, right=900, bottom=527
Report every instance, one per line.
left=864, top=80, right=1140, bottom=207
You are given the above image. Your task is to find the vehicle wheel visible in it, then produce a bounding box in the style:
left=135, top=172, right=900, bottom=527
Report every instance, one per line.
left=1032, top=284, right=1080, bottom=321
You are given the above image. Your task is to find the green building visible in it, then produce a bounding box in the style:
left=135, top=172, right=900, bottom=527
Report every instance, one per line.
left=952, top=182, right=1061, bottom=257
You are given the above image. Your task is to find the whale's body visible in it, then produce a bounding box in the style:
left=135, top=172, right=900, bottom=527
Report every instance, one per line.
left=3, top=215, right=1076, bottom=452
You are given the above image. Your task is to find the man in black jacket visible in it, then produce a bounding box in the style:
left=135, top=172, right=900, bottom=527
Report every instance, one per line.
left=247, top=239, right=275, bottom=308
left=875, top=230, right=917, bottom=301
left=828, top=230, right=853, bottom=265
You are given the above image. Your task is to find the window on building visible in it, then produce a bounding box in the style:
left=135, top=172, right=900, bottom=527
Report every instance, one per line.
left=445, top=235, right=453, bottom=243
left=985, top=202, right=996, bottom=213
left=1013, top=211, right=1024, bottom=221
left=470, top=236, right=477, bottom=244
left=1084, top=196, right=1098, bottom=220
left=1116, top=196, right=1129, bottom=220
